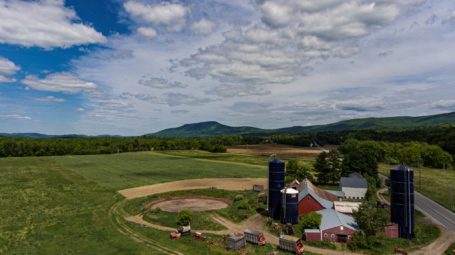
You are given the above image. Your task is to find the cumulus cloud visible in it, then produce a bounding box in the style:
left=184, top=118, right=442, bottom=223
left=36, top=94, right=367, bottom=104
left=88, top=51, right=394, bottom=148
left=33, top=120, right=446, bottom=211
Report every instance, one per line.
left=190, top=19, right=215, bottom=34
left=165, top=92, right=215, bottom=106
left=0, top=56, right=20, bottom=82
left=33, top=96, right=65, bottom=103
left=178, top=0, right=401, bottom=86
left=139, top=77, right=188, bottom=89
left=206, top=84, right=270, bottom=98
left=0, top=0, right=105, bottom=48
left=0, top=114, right=31, bottom=120
left=137, top=27, right=157, bottom=39
left=124, top=1, right=187, bottom=32
left=22, top=73, right=96, bottom=94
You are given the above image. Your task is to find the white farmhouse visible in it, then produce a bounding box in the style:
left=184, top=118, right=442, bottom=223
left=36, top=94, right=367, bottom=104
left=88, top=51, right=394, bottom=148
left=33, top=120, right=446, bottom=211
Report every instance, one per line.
left=340, top=172, right=367, bottom=200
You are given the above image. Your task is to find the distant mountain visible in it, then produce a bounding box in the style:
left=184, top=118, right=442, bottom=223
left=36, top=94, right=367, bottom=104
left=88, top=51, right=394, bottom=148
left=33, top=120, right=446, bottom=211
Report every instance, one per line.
left=151, top=121, right=264, bottom=138
left=150, top=112, right=455, bottom=137
left=0, top=133, right=121, bottom=138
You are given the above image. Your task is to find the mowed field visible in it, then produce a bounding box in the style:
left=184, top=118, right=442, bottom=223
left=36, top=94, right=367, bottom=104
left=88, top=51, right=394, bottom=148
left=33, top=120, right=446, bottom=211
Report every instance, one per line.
left=53, top=151, right=266, bottom=190
left=227, top=144, right=324, bottom=158
left=379, top=164, right=455, bottom=213
left=0, top=151, right=268, bottom=254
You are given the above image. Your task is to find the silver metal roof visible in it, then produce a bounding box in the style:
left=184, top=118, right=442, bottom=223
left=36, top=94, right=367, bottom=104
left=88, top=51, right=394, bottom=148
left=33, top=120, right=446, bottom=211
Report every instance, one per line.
left=317, top=209, right=358, bottom=231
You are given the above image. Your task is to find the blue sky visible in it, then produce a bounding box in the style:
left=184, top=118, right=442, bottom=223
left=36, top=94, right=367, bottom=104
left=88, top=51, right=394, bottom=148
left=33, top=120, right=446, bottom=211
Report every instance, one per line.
left=0, top=0, right=454, bottom=135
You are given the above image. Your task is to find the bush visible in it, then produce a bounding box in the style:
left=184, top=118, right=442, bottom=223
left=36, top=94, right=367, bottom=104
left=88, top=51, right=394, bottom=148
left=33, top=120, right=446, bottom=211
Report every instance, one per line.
left=299, top=212, right=321, bottom=231
left=348, top=231, right=369, bottom=251
left=234, top=194, right=244, bottom=201
left=176, top=210, right=192, bottom=226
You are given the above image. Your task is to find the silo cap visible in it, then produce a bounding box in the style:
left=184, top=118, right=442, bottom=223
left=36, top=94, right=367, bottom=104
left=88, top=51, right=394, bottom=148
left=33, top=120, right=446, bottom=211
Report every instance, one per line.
left=281, top=188, right=299, bottom=194
left=391, top=165, right=413, bottom=172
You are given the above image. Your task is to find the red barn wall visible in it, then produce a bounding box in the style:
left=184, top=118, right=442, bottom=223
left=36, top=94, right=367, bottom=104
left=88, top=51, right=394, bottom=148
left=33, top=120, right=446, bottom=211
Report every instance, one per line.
left=321, top=226, right=356, bottom=242
left=298, top=194, right=324, bottom=215
left=305, top=232, right=321, bottom=241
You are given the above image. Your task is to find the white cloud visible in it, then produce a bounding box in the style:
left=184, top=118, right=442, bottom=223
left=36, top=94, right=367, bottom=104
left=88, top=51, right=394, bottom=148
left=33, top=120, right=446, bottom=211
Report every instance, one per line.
left=190, top=19, right=215, bottom=34
left=124, top=1, right=187, bottom=32
left=33, top=96, right=65, bottom=103
left=139, top=77, right=187, bottom=89
left=0, top=56, right=19, bottom=82
left=0, top=114, right=31, bottom=120
left=0, top=0, right=105, bottom=48
left=22, top=73, right=96, bottom=94
left=137, top=27, right=157, bottom=39
left=178, top=0, right=401, bottom=86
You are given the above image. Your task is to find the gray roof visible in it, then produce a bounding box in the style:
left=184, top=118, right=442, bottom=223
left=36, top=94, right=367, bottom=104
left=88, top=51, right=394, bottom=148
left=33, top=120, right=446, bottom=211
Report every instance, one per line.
left=317, top=209, right=358, bottom=231
left=325, top=190, right=345, bottom=198
left=298, top=179, right=334, bottom=209
left=340, top=173, right=367, bottom=189
left=304, top=229, right=321, bottom=233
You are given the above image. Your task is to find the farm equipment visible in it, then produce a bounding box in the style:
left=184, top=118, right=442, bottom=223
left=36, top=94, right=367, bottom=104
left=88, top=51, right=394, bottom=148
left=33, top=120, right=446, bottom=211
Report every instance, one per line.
left=279, top=235, right=304, bottom=255
left=192, top=231, right=206, bottom=241
left=244, top=229, right=266, bottom=246
left=226, top=233, right=246, bottom=250
left=285, top=223, right=294, bottom=235
left=178, top=225, right=191, bottom=236
left=170, top=232, right=181, bottom=239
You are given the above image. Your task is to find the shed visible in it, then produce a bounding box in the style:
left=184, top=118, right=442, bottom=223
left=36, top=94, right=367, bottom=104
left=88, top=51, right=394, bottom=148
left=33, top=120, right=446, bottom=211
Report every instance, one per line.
left=340, top=172, right=368, bottom=200
left=304, top=229, right=321, bottom=241
left=226, top=233, right=245, bottom=250
left=385, top=223, right=399, bottom=238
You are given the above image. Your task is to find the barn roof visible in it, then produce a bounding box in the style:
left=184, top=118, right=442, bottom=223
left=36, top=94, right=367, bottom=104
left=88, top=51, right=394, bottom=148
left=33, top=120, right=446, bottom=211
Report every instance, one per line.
left=317, top=209, right=358, bottom=231
left=340, top=172, right=367, bottom=189
left=296, top=179, right=337, bottom=209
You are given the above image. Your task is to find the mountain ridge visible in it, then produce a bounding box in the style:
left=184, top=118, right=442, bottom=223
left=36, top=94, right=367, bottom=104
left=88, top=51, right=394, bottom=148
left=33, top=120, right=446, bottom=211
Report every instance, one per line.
left=150, top=111, right=455, bottom=137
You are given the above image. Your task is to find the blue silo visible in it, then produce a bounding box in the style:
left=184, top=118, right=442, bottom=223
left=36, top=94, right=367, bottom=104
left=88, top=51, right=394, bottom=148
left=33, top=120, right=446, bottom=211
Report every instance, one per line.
left=281, top=188, right=299, bottom=224
left=268, top=157, right=285, bottom=219
left=390, top=165, right=414, bottom=239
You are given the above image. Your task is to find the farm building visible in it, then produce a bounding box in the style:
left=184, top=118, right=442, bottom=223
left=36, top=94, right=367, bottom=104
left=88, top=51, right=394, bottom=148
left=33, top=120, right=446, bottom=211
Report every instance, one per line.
left=305, top=209, right=358, bottom=242
left=293, top=178, right=338, bottom=215
left=333, top=201, right=361, bottom=215
left=340, top=172, right=368, bottom=200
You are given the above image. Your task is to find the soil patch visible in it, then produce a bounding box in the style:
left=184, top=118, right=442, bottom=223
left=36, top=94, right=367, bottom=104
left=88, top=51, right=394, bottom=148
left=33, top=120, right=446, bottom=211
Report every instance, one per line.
left=227, top=144, right=324, bottom=158
left=148, top=197, right=230, bottom=212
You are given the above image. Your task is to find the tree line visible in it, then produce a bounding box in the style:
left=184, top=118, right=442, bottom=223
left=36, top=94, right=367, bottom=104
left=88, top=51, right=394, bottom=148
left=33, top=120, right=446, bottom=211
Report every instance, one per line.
left=0, top=136, right=241, bottom=157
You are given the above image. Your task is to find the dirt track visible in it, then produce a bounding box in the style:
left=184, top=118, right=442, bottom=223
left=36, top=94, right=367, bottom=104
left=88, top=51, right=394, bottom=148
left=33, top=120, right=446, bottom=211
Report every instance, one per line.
left=119, top=178, right=267, bottom=199
left=227, top=144, right=324, bottom=158
left=150, top=198, right=230, bottom=212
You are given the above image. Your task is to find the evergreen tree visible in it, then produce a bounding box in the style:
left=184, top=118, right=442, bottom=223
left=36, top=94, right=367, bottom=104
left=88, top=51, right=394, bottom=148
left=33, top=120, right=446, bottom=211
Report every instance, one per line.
left=314, top=151, right=330, bottom=184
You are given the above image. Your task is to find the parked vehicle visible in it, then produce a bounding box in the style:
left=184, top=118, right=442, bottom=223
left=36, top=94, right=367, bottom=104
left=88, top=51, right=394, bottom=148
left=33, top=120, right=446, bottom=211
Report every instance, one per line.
left=279, top=235, right=304, bottom=255
left=170, top=232, right=181, bottom=239
left=192, top=231, right=206, bottom=241
left=244, top=229, right=266, bottom=246
left=178, top=225, right=191, bottom=236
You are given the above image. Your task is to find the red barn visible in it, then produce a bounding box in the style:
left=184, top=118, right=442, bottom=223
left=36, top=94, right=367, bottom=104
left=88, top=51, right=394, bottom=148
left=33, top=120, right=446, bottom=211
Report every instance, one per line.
left=292, top=179, right=338, bottom=216
left=318, top=209, right=358, bottom=243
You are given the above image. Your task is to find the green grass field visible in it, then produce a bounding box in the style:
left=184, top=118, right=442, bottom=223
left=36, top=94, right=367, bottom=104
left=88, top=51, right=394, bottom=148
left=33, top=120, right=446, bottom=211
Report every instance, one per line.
left=0, top=151, right=272, bottom=254
left=53, top=151, right=267, bottom=190
left=379, top=163, right=455, bottom=212
left=0, top=157, right=149, bottom=254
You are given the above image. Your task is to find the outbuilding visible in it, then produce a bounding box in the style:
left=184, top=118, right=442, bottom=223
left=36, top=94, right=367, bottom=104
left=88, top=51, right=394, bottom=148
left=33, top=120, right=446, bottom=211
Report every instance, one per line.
left=340, top=172, right=368, bottom=200
left=293, top=179, right=338, bottom=215
left=317, top=209, right=358, bottom=243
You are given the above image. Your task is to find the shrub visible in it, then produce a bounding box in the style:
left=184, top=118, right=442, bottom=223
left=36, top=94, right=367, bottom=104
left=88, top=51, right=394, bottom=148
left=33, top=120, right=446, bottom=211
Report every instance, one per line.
left=176, top=210, right=192, bottom=226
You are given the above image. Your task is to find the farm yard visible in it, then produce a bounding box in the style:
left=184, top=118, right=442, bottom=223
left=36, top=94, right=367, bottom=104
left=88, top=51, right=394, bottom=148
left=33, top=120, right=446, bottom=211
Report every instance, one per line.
left=0, top=148, right=451, bottom=254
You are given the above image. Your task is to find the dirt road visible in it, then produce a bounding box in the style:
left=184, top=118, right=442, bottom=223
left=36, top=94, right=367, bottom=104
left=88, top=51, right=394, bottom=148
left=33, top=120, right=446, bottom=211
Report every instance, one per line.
left=119, top=178, right=267, bottom=199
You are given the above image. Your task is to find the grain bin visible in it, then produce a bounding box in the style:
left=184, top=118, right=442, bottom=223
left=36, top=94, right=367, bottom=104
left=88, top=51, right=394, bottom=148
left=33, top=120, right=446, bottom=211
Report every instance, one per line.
left=268, top=156, right=285, bottom=219
left=281, top=187, right=299, bottom=224
left=390, top=165, right=414, bottom=239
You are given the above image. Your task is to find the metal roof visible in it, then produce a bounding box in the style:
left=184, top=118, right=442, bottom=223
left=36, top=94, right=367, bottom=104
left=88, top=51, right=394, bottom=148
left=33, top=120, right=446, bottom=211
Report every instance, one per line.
left=317, top=209, right=358, bottom=231
left=296, top=179, right=335, bottom=209
left=304, top=229, right=321, bottom=233
left=333, top=201, right=361, bottom=214
left=325, top=190, right=345, bottom=197
left=340, top=173, right=367, bottom=189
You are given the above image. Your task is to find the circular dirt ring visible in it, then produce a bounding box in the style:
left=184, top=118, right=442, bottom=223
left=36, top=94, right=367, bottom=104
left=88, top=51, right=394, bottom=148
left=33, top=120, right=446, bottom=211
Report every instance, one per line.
left=150, top=198, right=230, bottom=212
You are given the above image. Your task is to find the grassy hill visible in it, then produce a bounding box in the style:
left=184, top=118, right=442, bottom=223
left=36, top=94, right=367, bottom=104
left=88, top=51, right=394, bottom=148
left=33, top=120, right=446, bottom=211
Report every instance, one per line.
left=150, top=112, right=455, bottom=137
